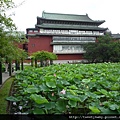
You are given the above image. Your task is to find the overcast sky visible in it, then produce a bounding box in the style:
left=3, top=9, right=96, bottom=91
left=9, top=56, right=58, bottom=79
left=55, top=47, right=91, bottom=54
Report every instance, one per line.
left=8, top=0, right=120, bottom=34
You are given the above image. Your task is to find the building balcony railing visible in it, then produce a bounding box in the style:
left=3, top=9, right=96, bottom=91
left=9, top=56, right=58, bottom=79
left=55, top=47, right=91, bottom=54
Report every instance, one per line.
left=52, top=36, right=96, bottom=43
left=27, top=33, right=104, bottom=37
left=40, top=32, right=104, bottom=36
left=39, top=30, right=104, bottom=36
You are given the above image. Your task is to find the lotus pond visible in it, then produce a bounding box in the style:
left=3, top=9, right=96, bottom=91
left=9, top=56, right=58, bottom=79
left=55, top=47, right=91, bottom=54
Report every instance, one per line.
left=6, top=63, right=120, bottom=114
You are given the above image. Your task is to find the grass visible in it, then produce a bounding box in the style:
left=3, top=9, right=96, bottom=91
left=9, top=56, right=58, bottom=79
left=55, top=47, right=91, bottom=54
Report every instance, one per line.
left=0, top=77, right=14, bottom=114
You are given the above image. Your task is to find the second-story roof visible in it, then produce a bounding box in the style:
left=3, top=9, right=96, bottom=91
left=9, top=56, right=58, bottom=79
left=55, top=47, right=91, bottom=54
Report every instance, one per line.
left=36, top=23, right=108, bottom=31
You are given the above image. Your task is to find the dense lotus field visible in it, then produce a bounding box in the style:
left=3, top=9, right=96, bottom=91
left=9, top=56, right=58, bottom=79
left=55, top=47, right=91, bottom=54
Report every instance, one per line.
left=6, top=63, right=120, bottom=114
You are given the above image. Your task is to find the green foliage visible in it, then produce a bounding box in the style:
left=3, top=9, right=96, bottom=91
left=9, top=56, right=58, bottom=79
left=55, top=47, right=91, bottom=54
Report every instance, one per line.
left=32, top=51, right=57, bottom=61
left=6, top=63, right=120, bottom=114
left=6, top=96, right=20, bottom=102
left=83, top=34, right=120, bottom=63
left=30, top=94, right=49, bottom=104
left=0, top=0, right=27, bottom=63
left=2, top=64, right=5, bottom=72
left=31, top=51, right=57, bottom=67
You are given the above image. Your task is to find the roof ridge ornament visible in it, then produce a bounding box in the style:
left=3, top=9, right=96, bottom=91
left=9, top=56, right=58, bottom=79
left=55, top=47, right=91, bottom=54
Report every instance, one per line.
left=42, top=10, right=45, bottom=18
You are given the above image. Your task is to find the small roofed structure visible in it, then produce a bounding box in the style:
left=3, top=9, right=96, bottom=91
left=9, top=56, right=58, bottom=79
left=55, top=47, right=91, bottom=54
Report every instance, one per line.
left=111, top=33, right=120, bottom=39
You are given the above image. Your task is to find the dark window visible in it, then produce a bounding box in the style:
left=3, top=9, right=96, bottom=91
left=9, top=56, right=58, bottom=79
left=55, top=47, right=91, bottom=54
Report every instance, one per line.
left=23, top=44, right=28, bottom=52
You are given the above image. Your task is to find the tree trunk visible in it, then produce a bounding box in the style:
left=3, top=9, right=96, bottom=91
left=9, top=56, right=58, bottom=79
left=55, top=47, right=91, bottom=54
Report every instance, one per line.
left=15, top=60, right=20, bottom=70
left=15, top=60, right=18, bottom=71
left=17, top=61, right=20, bottom=70
left=50, top=60, right=53, bottom=65
left=0, top=61, right=2, bottom=84
left=21, top=59, right=24, bottom=70
left=40, top=60, right=43, bottom=67
left=46, top=60, right=49, bottom=66
left=35, top=59, right=37, bottom=68
left=8, top=61, right=12, bottom=76
left=31, top=58, right=34, bottom=67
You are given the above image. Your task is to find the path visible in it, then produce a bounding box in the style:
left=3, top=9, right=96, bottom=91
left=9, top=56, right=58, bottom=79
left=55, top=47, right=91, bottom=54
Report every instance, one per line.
left=0, top=72, right=15, bottom=88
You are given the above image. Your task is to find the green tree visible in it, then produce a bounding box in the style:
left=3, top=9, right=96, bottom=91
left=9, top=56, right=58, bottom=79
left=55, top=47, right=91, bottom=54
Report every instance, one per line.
left=110, top=41, right=120, bottom=62
left=0, top=0, right=27, bottom=60
left=83, top=34, right=120, bottom=63
left=83, top=42, right=98, bottom=63
left=31, top=51, right=57, bottom=67
left=0, top=0, right=27, bottom=84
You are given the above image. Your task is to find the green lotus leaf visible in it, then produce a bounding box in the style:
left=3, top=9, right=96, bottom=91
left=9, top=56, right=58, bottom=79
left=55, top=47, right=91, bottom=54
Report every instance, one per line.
left=74, top=78, right=81, bottom=84
left=46, top=80, right=56, bottom=88
left=56, top=80, right=64, bottom=88
left=44, top=102, right=56, bottom=110
left=6, top=96, right=20, bottom=102
left=99, top=107, right=119, bottom=114
left=61, top=80, right=70, bottom=85
left=21, top=82, right=28, bottom=87
left=66, top=94, right=80, bottom=102
left=79, top=95, right=88, bottom=102
left=111, top=83, right=120, bottom=90
left=48, top=94, right=57, bottom=101
left=33, top=108, right=45, bottom=114
left=85, top=92, right=98, bottom=99
left=74, top=74, right=83, bottom=80
left=109, top=104, right=119, bottom=110
left=69, top=85, right=78, bottom=90
left=98, top=89, right=108, bottom=96
left=30, top=94, right=49, bottom=104
left=82, top=79, right=90, bottom=83
left=56, top=100, right=67, bottom=112
left=89, top=106, right=100, bottom=113
left=69, top=90, right=77, bottom=95
left=40, top=83, right=50, bottom=91
left=68, top=100, right=77, bottom=107
left=25, top=88, right=39, bottom=94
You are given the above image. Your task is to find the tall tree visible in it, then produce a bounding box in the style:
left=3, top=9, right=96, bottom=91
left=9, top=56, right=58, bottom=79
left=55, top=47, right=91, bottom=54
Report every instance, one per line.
left=83, top=34, right=120, bottom=63
left=0, top=0, right=27, bottom=84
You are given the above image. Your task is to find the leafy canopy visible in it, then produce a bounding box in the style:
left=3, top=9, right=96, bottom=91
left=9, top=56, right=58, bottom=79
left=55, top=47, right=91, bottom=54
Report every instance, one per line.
left=83, top=34, right=120, bottom=63
left=0, top=0, right=27, bottom=61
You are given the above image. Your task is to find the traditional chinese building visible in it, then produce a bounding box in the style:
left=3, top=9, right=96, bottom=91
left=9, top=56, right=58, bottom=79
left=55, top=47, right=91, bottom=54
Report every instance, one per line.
left=26, top=11, right=108, bottom=62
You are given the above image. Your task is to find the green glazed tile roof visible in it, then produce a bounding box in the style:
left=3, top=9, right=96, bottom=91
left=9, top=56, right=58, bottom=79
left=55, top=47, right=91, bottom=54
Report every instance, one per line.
left=42, top=11, right=105, bottom=23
